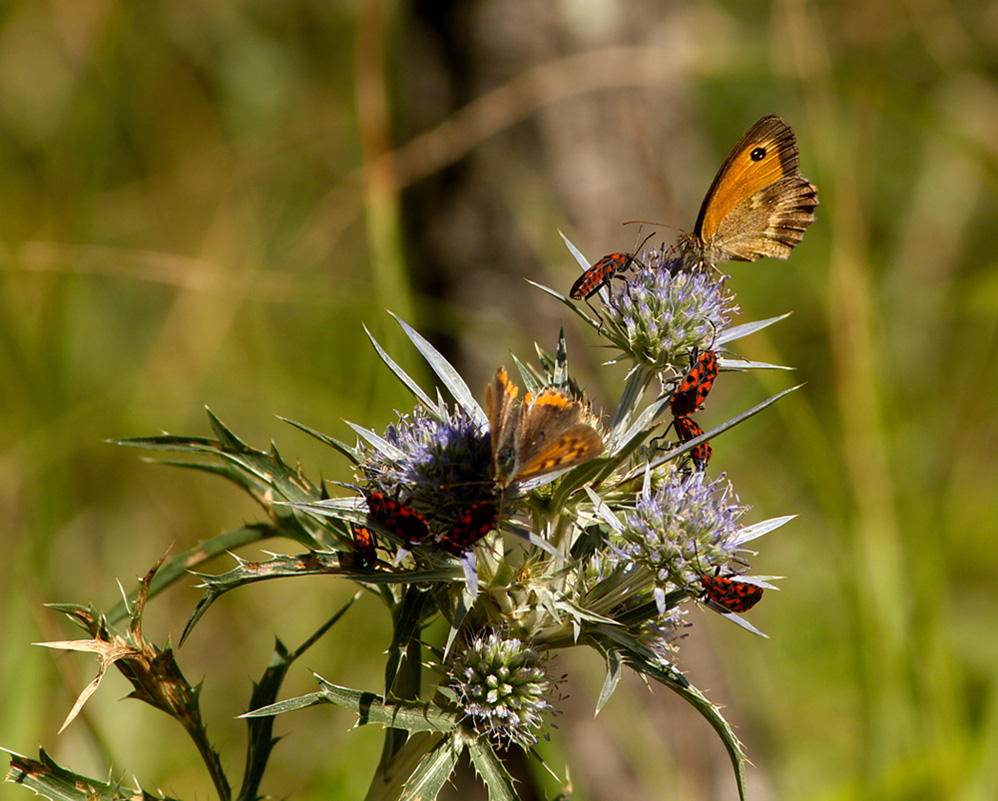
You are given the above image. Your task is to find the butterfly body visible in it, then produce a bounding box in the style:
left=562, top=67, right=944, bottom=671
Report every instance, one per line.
left=677, top=114, right=818, bottom=270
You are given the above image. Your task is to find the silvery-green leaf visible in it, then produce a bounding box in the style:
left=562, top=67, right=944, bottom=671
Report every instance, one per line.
left=468, top=739, right=518, bottom=801
left=344, top=421, right=407, bottom=460
left=525, top=279, right=601, bottom=330
left=705, top=608, right=771, bottom=639
left=552, top=326, right=569, bottom=386
left=596, top=648, right=624, bottom=714
left=619, top=656, right=749, bottom=801
left=736, top=515, right=796, bottom=544
left=401, top=734, right=464, bottom=801
left=584, top=485, right=624, bottom=534
left=718, top=356, right=794, bottom=372
left=715, top=312, right=792, bottom=345
left=510, top=353, right=543, bottom=394
left=2, top=749, right=176, bottom=801
left=386, top=586, right=430, bottom=697
left=503, top=519, right=567, bottom=561
left=611, top=387, right=669, bottom=450
left=279, top=416, right=365, bottom=463
left=648, top=385, right=802, bottom=468
left=391, top=313, right=487, bottom=427
left=242, top=676, right=460, bottom=734
left=241, top=600, right=357, bottom=801
left=363, top=323, right=439, bottom=413
left=444, top=583, right=476, bottom=660
left=608, top=365, right=657, bottom=441
left=559, top=230, right=590, bottom=270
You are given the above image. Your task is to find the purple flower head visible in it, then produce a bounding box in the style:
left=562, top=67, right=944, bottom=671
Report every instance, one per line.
left=599, top=244, right=739, bottom=371
left=360, top=404, right=493, bottom=529
left=617, top=472, right=747, bottom=610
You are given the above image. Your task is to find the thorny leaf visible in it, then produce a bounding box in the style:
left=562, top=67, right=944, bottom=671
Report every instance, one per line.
left=37, top=637, right=141, bottom=734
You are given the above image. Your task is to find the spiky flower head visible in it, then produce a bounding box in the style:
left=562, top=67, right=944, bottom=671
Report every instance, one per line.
left=616, top=472, right=747, bottom=614
left=359, top=404, right=493, bottom=529
left=447, top=631, right=557, bottom=747
left=637, top=608, right=690, bottom=661
left=599, top=245, right=738, bottom=371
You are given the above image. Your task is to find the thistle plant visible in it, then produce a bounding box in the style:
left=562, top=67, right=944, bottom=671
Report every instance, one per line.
left=6, top=233, right=801, bottom=801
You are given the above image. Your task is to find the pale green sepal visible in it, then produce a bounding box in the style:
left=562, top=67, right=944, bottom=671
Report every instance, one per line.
left=736, top=515, right=796, bottom=544
left=241, top=675, right=460, bottom=733
left=398, top=733, right=464, bottom=801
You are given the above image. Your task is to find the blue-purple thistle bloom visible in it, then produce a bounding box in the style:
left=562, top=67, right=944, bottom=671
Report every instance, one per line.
left=601, top=245, right=739, bottom=370
left=447, top=631, right=557, bottom=747
left=617, top=472, right=747, bottom=614
left=359, top=405, right=493, bottom=529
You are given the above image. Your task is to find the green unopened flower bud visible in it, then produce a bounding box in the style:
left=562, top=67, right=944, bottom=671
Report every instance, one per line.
left=448, top=632, right=556, bottom=747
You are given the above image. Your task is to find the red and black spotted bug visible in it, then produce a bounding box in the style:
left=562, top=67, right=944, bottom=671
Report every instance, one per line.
left=363, top=490, right=430, bottom=548
left=670, top=349, right=720, bottom=417
left=437, top=500, right=498, bottom=556
left=569, top=234, right=654, bottom=324
left=350, top=524, right=378, bottom=567
left=673, top=414, right=712, bottom=469
left=699, top=570, right=764, bottom=613
left=570, top=252, right=641, bottom=302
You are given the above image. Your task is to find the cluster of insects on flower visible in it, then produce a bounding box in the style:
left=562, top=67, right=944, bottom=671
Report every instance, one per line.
left=345, top=114, right=816, bottom=598
left=16, top=115, right=817, bottom=801
left=309, top=113, right=819, bottom=763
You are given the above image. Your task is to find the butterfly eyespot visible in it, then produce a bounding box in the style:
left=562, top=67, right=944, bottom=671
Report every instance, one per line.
left=750, top=146, right=767, bottom=161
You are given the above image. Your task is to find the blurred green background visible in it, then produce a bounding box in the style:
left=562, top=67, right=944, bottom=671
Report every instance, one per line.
left=2, top=1, right=996, bottom=799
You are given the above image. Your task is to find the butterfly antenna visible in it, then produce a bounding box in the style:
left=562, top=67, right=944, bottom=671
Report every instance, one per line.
left=622, top=219, right=681, bottom=236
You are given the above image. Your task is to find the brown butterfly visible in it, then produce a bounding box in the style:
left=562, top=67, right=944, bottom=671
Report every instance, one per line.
left=675, top=114, right=818, bottom=270
left=486, top=366, right=604, bottom=488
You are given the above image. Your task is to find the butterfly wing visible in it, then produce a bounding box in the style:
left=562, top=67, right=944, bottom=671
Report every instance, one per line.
left=512, top=424, right=604, bottom=482
left=688, top=114, right=818, bottom=265
left=512, top=389, right=604, bottom=482
left=713, top=174, right=818, bottom=262
left=487, top=366, right=522, bottom=485
left=694, top=115, right=798, bottom=241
